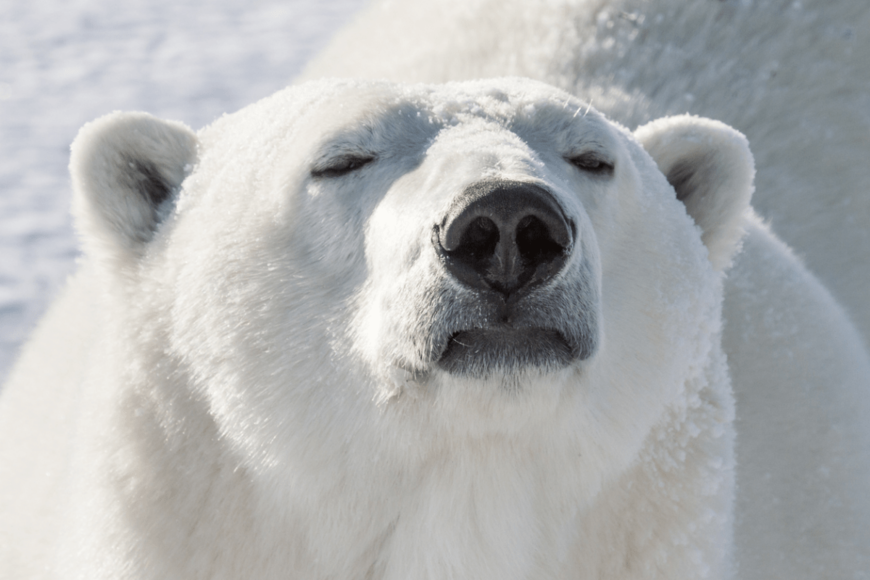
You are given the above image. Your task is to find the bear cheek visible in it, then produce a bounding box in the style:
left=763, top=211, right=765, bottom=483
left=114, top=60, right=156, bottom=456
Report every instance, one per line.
left=362, top=173, right=439, bottom=284
left=349, top=189, right=450, bottom=379
left=357, top=241, right=425, bottom=358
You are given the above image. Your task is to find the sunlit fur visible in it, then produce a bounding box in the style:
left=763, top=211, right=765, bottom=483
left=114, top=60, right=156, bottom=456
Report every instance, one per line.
left=303, top=0, right=870, bottom=351
left=301, top=2, right=870, bottom=576
left=0, top=75, right=866, bottom=580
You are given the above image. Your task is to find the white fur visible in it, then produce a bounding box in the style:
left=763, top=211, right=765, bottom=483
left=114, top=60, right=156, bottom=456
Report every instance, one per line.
left=71, top=112, right=197, bottom=263
left=302, top=0, right=870, bottom=348
left=2, top=77, right=754, bottom=579
left=3, top=1, right=870, bottom=575
left=723, top=214, right=870, bottom=578
left=634, top=115, right=755, bottom=272
left=299, top=2, right=870, bottom=576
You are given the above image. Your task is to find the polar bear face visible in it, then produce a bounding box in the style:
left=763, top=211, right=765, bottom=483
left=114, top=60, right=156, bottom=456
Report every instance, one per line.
left=71, top=78, right=752, bottom=518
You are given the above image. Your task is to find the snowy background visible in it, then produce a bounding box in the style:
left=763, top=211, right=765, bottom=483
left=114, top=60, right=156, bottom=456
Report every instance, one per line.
left=0, top=0, right=368, bottom=383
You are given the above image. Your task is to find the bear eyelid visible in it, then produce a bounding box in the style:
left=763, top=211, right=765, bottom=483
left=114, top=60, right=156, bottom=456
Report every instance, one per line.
left=565, top=151, right=615, bottom=176
left=311, top=154, right=377, bottom=179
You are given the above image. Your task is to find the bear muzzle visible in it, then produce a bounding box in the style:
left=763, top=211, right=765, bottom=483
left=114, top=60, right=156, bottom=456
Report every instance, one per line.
left=429, top=180, right=596, bottom=377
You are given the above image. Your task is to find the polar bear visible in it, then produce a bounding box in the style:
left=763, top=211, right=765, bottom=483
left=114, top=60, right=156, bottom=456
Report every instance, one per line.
left=0, top=77, right=869, bottom=580
left=303, top=0, right=870, bottom=350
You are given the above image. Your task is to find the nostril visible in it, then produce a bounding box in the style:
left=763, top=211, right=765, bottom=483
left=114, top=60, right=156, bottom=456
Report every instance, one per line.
left=456, top=217, right=500, bottom=263
left=515, top=215, right=564, bottom=266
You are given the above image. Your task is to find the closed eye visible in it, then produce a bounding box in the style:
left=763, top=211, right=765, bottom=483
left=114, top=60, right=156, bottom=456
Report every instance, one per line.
left=566, top=152, right=614, bottom=176
left=311, top=154, right=376, bottom=178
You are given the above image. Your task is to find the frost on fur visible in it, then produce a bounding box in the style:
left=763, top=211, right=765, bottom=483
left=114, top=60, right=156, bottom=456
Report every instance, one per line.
left=70, top=112, right=197, bottom=264
left=634, top=116, right=755, bottom=272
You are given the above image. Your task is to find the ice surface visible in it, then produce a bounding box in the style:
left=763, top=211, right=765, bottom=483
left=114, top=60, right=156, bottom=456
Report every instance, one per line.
left=0, top=0, right=367, bottom=383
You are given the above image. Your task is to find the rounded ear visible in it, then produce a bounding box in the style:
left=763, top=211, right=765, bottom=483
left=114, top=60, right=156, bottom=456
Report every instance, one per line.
left=634, top=115, right=755, bottom=272
left=70, top=111, right=197, bottom=265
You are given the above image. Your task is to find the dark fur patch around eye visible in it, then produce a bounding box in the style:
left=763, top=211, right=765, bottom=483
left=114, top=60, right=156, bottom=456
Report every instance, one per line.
left=311, top=155, right=376, bottom=178
left=127, top=158, right=172, bottom=206
left=566, top=152, right=614, bottom=176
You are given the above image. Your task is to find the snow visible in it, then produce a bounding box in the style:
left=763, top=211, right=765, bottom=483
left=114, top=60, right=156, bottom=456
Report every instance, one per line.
left=0, top=0, right=368, bottom=383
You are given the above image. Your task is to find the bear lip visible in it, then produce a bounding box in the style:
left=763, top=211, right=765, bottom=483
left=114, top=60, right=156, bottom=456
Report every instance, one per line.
left=436, top=326, right=578, bottom=377
left=426, top=256, right=599, bottom=378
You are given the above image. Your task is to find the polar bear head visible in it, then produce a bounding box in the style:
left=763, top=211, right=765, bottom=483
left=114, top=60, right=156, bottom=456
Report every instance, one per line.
left=70, top=79, right=753, bottom=559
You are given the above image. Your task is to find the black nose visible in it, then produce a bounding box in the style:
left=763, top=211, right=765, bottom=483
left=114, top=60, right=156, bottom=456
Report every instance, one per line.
left=435, top=180, right=573, bottom=297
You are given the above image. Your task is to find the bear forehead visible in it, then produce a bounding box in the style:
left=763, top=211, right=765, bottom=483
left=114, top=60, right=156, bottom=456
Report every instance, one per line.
left=233, top=78, right=617, bottom=152
left=289, top=79, right=622, bottom=167
left=333, top=78, right=612, bottom=133
left=310, top=77, right=585, bottom=115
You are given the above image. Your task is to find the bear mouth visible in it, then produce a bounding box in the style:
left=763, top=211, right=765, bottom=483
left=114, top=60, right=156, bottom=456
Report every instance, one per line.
left=437, top=327, right=578, bottom=376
